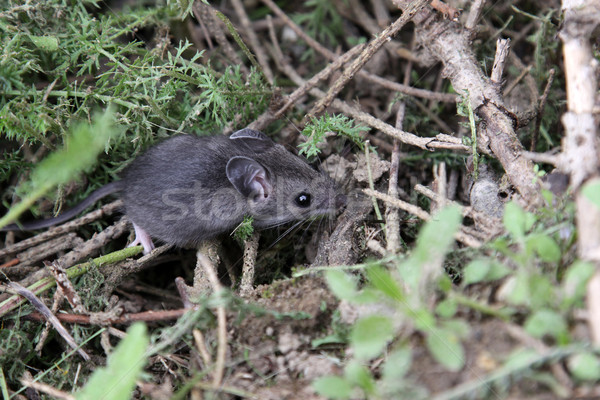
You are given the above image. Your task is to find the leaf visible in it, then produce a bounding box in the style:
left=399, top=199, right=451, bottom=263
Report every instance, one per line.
left=382, top=347, right=412, bottom=381
left=350, top=315, right=395, bottom=360
left=425, top=327, right=465, bottom=371
left=526, top=234, right=561, bottom=263
left=524, top=309, right=567, bottom=339
left=75, top=323, right=149, bottom=400
left=562, top=261, right=595, bottom=307
left=582, top=181, right=600, bottom=209
left=366, top=265, right=404, bottom=302
left=399, top=205, right=462, bottom=290
left=463, top=259, right=510, bottom=285
left=435, top=298, right=457, bottom=318
left=462, top=259, right=492, bottom=285
left=312, top=376, right=352, bottom=399
left=29, top=35, right=59, bottom=51
left=344, top=360, right=375, bottom=394
left=325, top=269, right=358, bottom=301
left=568, top=353, right=600, bottom=381
left=0, top=108, right=121, bottom=229
left=503, top=201, right=534, bottom=240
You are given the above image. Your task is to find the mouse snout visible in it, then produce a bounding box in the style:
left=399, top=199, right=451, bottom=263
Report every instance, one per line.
left=335, top=193, right=347, bottom=209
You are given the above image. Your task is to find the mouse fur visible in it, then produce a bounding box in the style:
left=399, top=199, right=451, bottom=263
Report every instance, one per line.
left=3, top=129, right=345, bottom=253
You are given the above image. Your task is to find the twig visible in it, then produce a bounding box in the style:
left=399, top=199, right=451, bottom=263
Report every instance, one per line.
left=20, top=378, right=74, bottom=400
left=504, top=64, right=533, bottom=96
left=7, top=281, right=90, bottom=360
left=0, top=246, right=142, bottom=318
left=193, top=2, right=249, bottom=76
left=239, top=232, right=260, bottom=297
left=193, top=329, right=213, bottom=369
left=363, top=188, right=482, bottom=247
left=530, top=68, right=555, bottom=151
left=196, top=251, right=227, bottom=388
left=307, top=0, right=430, bottom=118
left=262, top=0, right=455, bottom=104
left=521, top=150, right=560, bottom=166
left=385, top=104, right=405, bottom=254
left=413, top=6, right=543, bottom=206
left=0, top=200, right=122, bottom=258
left=268, top=29, right=469, bottom=153
left=490, top=38, right=511, bottom=85
left=230, top=0, right=274, bottom=83
left=25, top=308, right=187, bottom=325
left=465, top=0, right=487, bottom=31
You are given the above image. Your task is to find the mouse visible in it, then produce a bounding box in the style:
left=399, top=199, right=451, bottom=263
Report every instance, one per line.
left=2, top=128, right=346, bottom=254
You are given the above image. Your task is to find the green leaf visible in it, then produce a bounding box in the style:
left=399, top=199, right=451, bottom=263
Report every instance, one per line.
left=399, top=205, right=462, bottom=289
left=568, top=353, right=600, bottom=381
left=325, top=270, right=358, bottom=301
left=75, top=323, right=149, bottom=400
left=350, top=315, right=395, bottom=360
left=436, top=298, right=458, bottom=318
left=503, top=201, right=535, bottom=239
left=425, top=327, right=465, bottom=371
left=526, top=234, right=561, bottom=263
left=582, top=181, right=600, bottom=209
left=382, top=347, right=412, bottom=381
left=29, top=35, right=59, bottom=51
left=366, top=265, right=404, bottom=302
left=562, top=261, right=595, bottom=307
left=344, top=360, right=375, bottom=394
left=463, top=258, right=511, bottom=285
left=312, top=376, right=352, bottom=399
left=0, top=108, right=121, bottom=229
left=462, top=259, right=492, bottom=285
left=524, top=309, right=567, bottom=339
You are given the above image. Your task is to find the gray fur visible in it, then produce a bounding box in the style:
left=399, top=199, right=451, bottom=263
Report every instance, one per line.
left=120, top=131, right=343, bottom=247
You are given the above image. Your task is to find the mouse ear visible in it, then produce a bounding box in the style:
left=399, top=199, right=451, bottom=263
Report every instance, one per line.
left=230, top=128, right=272, bottom=142
left=226, top=156, right=272, bottom=201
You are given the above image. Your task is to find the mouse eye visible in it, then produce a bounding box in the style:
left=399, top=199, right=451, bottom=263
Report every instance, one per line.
left=295, top=192, right=311, bottom=207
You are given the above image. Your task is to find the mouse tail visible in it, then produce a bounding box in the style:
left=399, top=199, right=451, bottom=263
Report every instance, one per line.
left=1, top=181, right=122, bottom=231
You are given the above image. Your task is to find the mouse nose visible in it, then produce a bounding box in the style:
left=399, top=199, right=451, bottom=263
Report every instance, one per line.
left=335, top=193, right=347, bottom=209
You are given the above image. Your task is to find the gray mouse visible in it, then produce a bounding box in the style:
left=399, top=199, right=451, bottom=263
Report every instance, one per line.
left=2, top=129, right=346, bottom=253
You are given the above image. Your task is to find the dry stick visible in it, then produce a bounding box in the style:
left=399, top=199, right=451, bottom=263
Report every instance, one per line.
left=415, top=14, right=543, bottom=206
left=371, top=0, right=391, bottom=27
left=386, top=104, right=404, bottom=254
left=414, top=184, right=501, bottom=236
left=363, top=188, right=482, bottom=248
left=193, top=329, right=213, bottom=369
left=504, top=64, right=533, bottom=96
left=0, top=200, right=122, bottom=258
left=193, top=2, right=249, bottom=76
left=260, top=0, right=456, bottom=104
left=20, top=378, right=74, bottom=400
left=559, top=0, right=600, bottom=344
left=265, top=16, right=467, bottom=153
left=490, top=38, right=510, bottom=85
left=521, top=150, right=560, bottom=166
left=239, top=232, right=260, bottom=297
left=230, top=0, right=274, bottom=83
left=308, top=0, right=430, bottom=119
left=6, top=282, right=90, bottom=361
left=465, top=0, right=487, bottom=31
left=26, top=309, right=187, bottom=325
left=273, top=42, right=366, bottom=118
left=530, top=68, right=555, bottom=151
left=196, top=252, right=227, bottom=388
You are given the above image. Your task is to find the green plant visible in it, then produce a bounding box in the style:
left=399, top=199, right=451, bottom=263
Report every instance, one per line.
left=299, top=114, right=369, bottom=158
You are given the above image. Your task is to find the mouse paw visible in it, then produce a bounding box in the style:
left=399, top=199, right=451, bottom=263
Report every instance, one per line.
left=128, top=223, right=155, bottom=254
